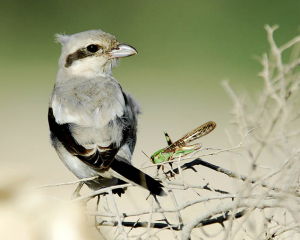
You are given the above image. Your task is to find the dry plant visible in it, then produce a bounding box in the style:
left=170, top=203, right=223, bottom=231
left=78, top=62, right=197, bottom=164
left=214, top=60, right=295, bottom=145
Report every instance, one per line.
left=31, top=25, right=300, bottom=240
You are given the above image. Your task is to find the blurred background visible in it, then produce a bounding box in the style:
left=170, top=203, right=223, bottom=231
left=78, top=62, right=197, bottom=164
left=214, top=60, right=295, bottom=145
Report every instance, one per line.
left=1, top=0, right=300, bottom=239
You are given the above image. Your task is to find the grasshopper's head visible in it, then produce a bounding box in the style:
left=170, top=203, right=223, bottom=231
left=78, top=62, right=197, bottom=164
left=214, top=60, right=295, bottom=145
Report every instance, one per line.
left=150, top=156, right=156, bottom=164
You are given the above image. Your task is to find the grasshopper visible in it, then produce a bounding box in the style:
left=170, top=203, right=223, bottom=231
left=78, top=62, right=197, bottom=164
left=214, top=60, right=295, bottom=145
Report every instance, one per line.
left=150, top=121, right=217, bottom=178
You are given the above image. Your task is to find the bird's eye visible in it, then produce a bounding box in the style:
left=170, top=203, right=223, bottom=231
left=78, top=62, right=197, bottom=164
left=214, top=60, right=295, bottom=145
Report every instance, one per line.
left=86, top=44, right=100, bottom=53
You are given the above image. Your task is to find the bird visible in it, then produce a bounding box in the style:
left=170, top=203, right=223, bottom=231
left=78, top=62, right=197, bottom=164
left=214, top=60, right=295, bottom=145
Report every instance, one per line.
left=48, top=29, right=166, bottom=197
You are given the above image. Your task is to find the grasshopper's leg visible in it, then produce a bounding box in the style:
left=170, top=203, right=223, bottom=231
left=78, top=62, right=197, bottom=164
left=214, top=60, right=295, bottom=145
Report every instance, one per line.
left=172, top=143, right=202, bottom=158
left=168, top=162, right=176, bottom=178
left=157, top=164, right=171, bottom=180
left=161, top=162, right=176, bottom=179
left=161, top=165, right=172, bottom=180
left=168, top=143, right=202, bottom=179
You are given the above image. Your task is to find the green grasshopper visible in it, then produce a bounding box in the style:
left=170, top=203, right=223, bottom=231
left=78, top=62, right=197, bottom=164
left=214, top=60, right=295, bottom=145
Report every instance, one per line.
left=150, top=121, right=217, bottom=178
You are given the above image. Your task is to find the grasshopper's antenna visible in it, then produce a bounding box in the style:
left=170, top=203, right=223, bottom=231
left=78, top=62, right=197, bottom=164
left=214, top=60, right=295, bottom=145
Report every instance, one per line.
left=141, top=150, right=150, bottom=159
left=140, top=150, right=151, bottom=168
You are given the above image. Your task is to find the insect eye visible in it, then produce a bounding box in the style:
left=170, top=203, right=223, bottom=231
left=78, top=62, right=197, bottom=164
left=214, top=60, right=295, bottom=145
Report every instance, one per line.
left=86, top=44, right=100, bottom=53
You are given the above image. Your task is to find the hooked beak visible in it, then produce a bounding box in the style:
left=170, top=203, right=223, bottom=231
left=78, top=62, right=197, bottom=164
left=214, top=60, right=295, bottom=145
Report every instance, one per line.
left=108, top=44, right=138, bottom=58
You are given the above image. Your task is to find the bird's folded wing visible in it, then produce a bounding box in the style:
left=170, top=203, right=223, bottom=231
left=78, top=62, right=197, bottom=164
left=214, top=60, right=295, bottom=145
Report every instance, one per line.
left=48, top=107, right=116, bottom=169
left=48, top=107, right=166, bottom=196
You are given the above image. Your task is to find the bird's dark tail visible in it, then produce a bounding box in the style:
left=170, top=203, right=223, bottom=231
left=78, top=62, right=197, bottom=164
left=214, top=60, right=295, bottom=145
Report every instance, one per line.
left=110, top=160, right=166, bottom=197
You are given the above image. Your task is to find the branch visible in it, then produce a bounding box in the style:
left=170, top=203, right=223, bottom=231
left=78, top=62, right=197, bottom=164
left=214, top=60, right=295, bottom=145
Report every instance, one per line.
left=95, top=209, right=247, bottom=230
left=86, top=194, right=237, bottom=218
left=182, top=198, right=300, bottom=240
left=29, top=176, right=99, bottom=189
left=167, top=158, right=288, bottom=193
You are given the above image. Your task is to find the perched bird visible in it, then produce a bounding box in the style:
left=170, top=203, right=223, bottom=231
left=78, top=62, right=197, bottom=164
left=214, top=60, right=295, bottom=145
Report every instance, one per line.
left=48, top=29, right=165, bottom=197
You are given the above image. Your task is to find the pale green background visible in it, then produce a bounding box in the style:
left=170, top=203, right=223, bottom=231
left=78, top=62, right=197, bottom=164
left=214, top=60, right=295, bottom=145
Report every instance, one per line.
left=1, top=0, right=299, bottom=195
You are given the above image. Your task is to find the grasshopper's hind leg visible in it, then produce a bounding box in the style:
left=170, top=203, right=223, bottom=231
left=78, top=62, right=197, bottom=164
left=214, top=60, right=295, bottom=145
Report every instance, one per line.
left=161, top=163, right=176, bottom=180
left=168, top=163, right=176, bottom=178
left=157, top=165, right=169, bottom=180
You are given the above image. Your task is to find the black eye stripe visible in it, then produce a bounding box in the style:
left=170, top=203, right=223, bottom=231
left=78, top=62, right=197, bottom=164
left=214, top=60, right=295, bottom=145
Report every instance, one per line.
left=64, top=43, right=105, bottom=68
left=65, top=48, right=91, bottom=67
left=65, top=44, right=104, bottom=67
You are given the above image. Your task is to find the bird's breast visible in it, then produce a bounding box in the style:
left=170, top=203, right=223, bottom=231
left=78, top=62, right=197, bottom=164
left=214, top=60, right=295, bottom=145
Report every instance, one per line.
left=51, top=77, right=125, bottom=128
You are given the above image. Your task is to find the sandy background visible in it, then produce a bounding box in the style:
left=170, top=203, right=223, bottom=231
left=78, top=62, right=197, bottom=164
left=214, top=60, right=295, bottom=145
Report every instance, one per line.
left=1, top=1, right=300, bottom=239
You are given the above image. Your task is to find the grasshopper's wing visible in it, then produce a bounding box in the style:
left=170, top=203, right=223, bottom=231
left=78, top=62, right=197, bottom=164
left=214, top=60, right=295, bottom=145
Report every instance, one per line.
left=162, top=121, right=216, bottom=153
left=163, top=130, right=174, bottom=145
left=181, top=121, right=216, bottom=144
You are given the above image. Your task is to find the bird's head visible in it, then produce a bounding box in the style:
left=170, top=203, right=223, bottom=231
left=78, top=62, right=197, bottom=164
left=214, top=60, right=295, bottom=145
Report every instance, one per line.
left=55, top=30, right=137, bottom=78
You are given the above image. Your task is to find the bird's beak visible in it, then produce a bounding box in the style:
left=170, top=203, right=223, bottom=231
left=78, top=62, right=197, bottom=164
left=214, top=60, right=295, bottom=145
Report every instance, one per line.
left=108, top=44, right=138, bottom=58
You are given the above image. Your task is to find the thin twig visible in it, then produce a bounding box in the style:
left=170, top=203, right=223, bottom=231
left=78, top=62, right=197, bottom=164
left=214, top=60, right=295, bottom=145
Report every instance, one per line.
left=29, top=176, right=99, bottom=189
left=108, top=189, right=128, bottom=240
